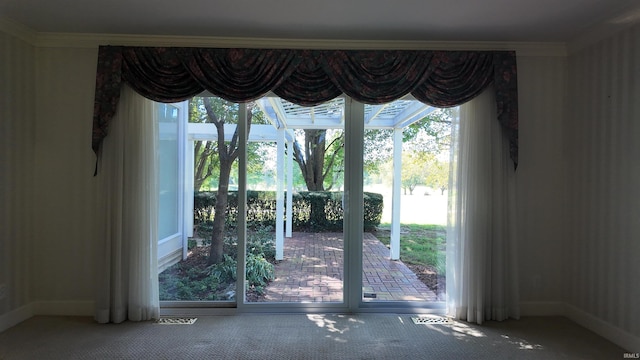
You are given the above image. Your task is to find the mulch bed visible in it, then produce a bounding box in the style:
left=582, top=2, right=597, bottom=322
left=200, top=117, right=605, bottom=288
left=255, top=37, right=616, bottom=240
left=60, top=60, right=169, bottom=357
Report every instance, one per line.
left=159, top=244, right=263, bottom=301
left=403, top=263, right=446, bottom=300
left=178, top=245, right=210, bottom=268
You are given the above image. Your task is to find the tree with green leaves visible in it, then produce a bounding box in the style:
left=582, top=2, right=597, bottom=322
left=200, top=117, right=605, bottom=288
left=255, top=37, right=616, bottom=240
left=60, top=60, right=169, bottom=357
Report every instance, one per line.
left=291, top=129, right=344, bottom=191
left=190, top=97, right=275, bottom=265
left=289, top=128, right=344, bottom=226
left=191, top=99, right=271, bottom=192
left=364, top=108, right=457, bottom=179
left=425, top=159, right=450, bottom=195
left=364, top=108, right=454, bottom=183
left=363, top=128, right=394, bottom=177
left=401, top=152, right=429, bottom=195
left=198, top=98, right=251, bottom=265
left=190, top=99, right=218, bottom=191
left=402, top=108, right=454, bottom=154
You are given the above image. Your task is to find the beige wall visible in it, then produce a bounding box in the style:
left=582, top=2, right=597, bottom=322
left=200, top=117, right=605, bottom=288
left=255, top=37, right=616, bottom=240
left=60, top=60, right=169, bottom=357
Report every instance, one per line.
left=515, top=55, right=568, bottom=304
left=1, top=30, right=99, bottom=324
left=32, top=46, right=98, bottom=303
left=566, top=23, right=640, bottom=339
left=0, top=29, right=35, bottom=317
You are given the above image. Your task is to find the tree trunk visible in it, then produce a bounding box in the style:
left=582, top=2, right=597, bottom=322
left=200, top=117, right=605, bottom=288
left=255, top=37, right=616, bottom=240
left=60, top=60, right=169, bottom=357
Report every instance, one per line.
left=193, top=140, right=215, bottom=191
left=202, top=99, right=252, bottom=265
left=208, top=161, right=232, bottom=265
left=291, top=129, right=344, bottom=228
left=297, top=129, right=326, bottom=191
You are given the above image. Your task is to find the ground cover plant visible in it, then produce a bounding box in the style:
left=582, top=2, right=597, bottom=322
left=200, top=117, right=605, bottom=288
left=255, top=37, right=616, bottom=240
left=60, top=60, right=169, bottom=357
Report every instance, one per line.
left=159, top=226, right=275, bottom=301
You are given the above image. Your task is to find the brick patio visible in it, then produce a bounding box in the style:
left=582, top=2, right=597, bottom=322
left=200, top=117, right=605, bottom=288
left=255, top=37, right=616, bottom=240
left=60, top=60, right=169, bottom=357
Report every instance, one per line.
left=253, top=232, right=437, bottom=303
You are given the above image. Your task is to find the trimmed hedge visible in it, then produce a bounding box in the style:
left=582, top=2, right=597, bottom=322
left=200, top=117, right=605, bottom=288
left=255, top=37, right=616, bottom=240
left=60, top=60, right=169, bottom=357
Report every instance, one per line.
left=194, top=191, right=383, bottom=232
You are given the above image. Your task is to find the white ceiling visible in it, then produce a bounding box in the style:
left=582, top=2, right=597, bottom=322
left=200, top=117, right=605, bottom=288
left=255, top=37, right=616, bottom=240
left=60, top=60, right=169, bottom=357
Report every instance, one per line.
left=1, top=0, right=640, bottom=42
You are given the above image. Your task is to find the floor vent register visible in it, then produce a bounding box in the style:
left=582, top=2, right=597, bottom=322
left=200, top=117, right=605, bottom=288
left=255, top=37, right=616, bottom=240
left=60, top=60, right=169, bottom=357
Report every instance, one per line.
left=411, top=315, right=453, bottom=325
left=156, top=317, right=198, bottom=325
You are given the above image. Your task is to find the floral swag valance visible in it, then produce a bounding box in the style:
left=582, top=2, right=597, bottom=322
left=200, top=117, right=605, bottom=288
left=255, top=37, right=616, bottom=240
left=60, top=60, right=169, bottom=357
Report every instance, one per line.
left=92, top=46, right=518, bottom=168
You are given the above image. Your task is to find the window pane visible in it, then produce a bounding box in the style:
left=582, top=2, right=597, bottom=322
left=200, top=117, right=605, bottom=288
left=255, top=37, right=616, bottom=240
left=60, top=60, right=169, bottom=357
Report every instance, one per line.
left=245, top=96, right=345, bottom=304
left=158, top=97, right=239, bottom=303
left=158, top=104, right=180, bottom=240
left=362, top=100, right=450, bottom=303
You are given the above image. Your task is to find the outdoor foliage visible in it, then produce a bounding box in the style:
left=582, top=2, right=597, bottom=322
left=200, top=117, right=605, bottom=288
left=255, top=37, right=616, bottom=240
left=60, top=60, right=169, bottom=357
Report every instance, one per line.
left=364, top=109, right=452, bottom=163
left=292, top=128, right=345, bottom=191
left=159, top=226, right=276, bottom=301
left=425, top=160, right=450, bottom=195
left=400, top=152, right=433, bottom=195
left=245, top=254, right=275, bottom=290
left=190, top=97, right=270, bottom=192
left=193, top=190, right=383, bottom=232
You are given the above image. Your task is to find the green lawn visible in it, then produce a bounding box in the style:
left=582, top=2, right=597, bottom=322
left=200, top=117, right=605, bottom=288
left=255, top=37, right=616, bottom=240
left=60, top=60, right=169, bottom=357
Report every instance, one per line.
left=373, top=223, right=446, bottom=275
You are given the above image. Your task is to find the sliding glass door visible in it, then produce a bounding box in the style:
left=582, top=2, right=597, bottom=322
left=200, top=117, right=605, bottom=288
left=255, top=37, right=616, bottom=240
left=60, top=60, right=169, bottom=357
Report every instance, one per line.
left=361, top=100, right=450, bottom=305
left=159, top=95, right=447, bottom=311
left=159, top=97, right=241, bottom=304
left=244, top=97, right=346, bottom=305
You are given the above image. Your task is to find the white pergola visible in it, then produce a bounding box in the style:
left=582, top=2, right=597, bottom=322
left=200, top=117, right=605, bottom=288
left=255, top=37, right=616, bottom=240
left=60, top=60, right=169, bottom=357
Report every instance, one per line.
left=186, top=96, right=436, bottom=261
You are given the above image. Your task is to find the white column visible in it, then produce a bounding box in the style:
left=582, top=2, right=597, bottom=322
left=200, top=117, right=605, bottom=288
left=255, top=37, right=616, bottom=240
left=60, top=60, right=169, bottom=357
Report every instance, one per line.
left=390, top=128, right=402, bottom=260
left=276, top=128, right=285, bottom=260
left=286, top=138, right=293, bottom=238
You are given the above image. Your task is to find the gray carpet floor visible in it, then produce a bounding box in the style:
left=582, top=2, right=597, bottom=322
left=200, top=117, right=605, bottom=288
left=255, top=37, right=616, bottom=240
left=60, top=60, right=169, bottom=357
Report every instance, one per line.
left=0, top=315, right=627, bottom=359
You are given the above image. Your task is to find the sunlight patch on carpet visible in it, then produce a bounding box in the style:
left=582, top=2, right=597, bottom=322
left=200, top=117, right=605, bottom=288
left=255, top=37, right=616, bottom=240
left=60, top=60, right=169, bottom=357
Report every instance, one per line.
left=156, top=317, right=198, bottom=325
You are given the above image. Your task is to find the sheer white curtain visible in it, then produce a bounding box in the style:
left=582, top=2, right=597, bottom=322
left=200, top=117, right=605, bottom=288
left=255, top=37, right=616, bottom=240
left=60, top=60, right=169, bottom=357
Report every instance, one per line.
left=446, top=87, right=520, bottom=324
left=95, top=85, right=160, bottom=323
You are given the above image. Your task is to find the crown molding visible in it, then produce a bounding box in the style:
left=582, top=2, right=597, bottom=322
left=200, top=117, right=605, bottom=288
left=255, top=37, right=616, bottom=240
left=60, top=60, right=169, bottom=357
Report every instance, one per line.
left=2, top=16, right=567, bottom=56
left=0, top=17, right=37, bottom=44
left=35, top=32, right=568, bottom=56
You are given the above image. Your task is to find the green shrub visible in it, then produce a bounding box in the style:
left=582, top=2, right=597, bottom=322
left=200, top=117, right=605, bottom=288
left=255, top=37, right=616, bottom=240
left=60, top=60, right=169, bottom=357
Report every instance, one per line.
left=363, top=192, right=383, bottom=231
left=159, top=272, right=222, bottom=301
left=246, top=253, right=274, bottom=287
left=213, top=228, right=274, bottom=288
left=194, top=190, right=383, bottom=232
left=209, top=254, right=237, bottom=283
left=247, top=225, right=276, bottom=261
left=205, top=251, right=273, bottom=289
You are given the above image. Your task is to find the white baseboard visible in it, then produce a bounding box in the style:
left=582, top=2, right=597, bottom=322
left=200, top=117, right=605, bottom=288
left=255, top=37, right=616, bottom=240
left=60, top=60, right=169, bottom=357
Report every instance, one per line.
left=0, top=304, right=34, bottom=333
left=565, top=304, right=640, bottom=353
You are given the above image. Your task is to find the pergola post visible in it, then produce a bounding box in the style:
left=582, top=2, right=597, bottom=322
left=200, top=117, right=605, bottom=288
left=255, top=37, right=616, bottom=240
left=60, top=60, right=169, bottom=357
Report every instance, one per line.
left=275, top=128, right=285, bottom=260
left=390, top=128, right=403, bottom=260
left=286, top=139, right=293, bottom=238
